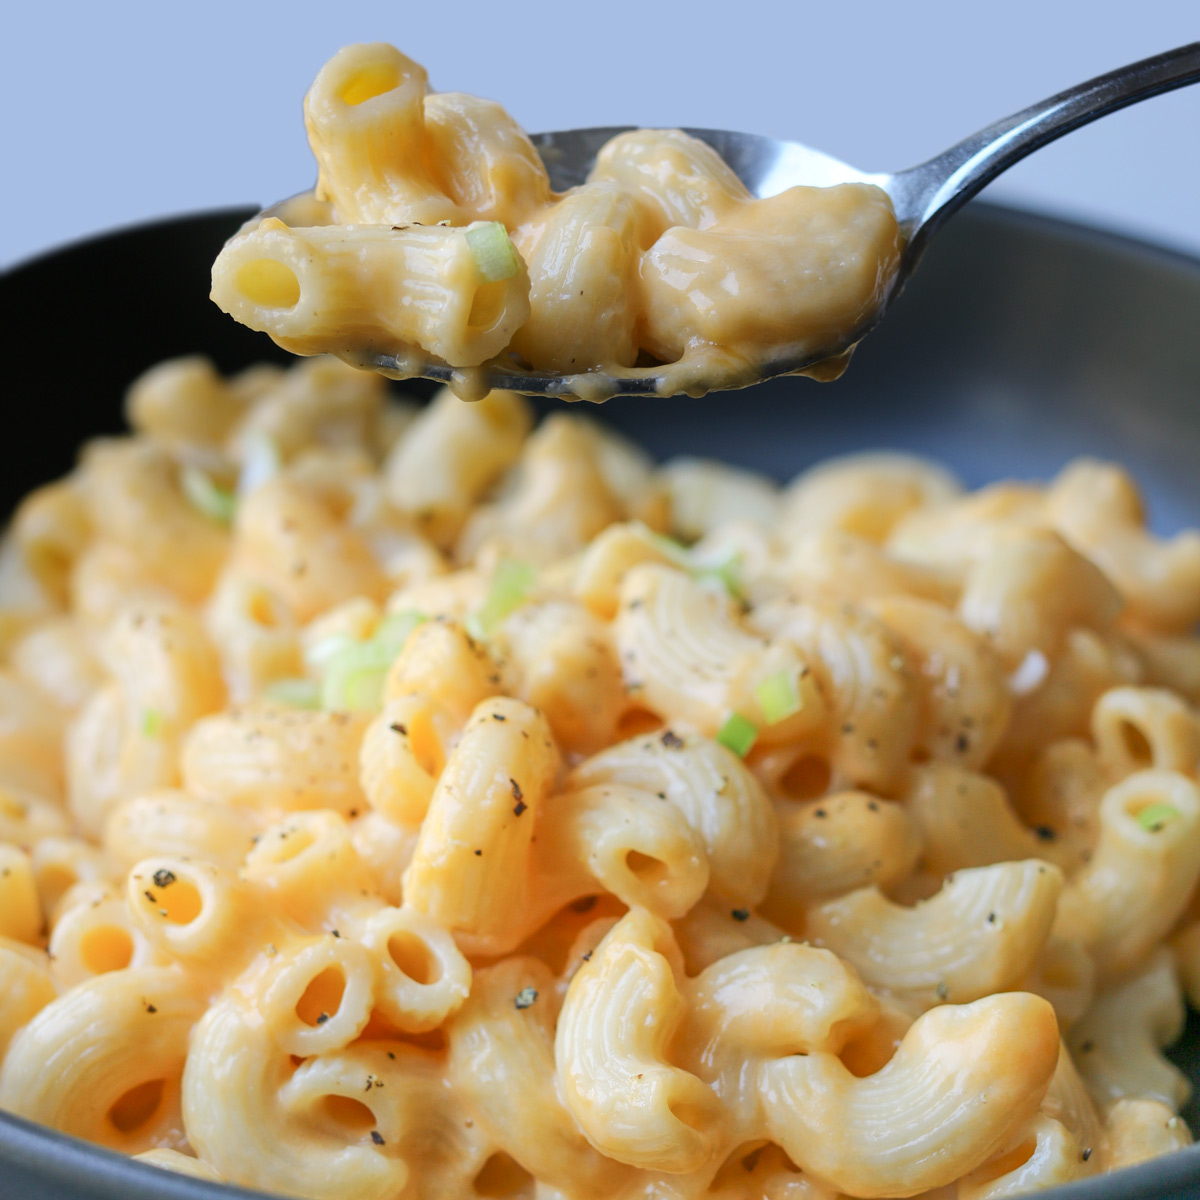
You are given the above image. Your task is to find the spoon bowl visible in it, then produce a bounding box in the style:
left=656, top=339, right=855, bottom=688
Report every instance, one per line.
left=270, top=43, right=1200, bottom=399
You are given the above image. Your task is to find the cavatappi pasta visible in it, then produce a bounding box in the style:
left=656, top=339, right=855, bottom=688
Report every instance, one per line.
left=210, top=43, right=903, bottom=401
left=2, top=354, right=1200, bottom=1199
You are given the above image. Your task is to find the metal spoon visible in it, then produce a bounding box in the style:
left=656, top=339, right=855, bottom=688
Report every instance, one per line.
left=355, top=42, right=1200, bottom=399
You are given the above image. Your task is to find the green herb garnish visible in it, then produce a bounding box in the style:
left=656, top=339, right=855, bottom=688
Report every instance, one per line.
left=181, top=465, right=236, bottom=525
left=465, top=222, right=520, bottom=282
left=755, top=670, right=802, bottom=725
left=264, top=678, right=321, bottom=709
left=716, top=712, right=758, bottom=758
left=468, top=560, right=535, bottom=638
left=1137, top=804, right=1180, bottom=833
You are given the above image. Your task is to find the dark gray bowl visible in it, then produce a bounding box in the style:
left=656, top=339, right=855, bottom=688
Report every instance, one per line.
left=1, top=201, right=1198, bottom=1200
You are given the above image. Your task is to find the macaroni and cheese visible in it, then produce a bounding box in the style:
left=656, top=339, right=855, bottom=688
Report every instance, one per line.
left=210, top=43, right=903, bottom=400
left=1, top=355, right=1199, bottom=1198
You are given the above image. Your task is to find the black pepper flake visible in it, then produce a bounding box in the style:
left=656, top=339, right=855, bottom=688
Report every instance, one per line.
left=731, top=909, right=750, bottom=922
left=1080, top=1040, right=1094, bottom=1054
left=1082, top=1148, right=1092, bottom=1162
left=656, top=791, right=666, bottom=800
left=955, top=733, right=970, bottom=754
left=387, top=1051, right=395, bottom=1059
left=390, top=723, right=408, bottom=736
left=987, top=912, right=996, bottom=924
left=331, top=929, right=341, bottom=938
left=144, top=890, right=157, bottom=904
left=814, top=809, right=827, bottom=819
left=370, top=1130, right=386, bottom=1146
left=1034, top=825, right=1057, bottom=842
left=474, top=848, right=483, bottom=856
left=316, top=1013, right=329, bottom=1025
left=936, top=982, right=950, bottom=1001
left=867, top=801, right=879, bottom=812
left=146, top=1004, right=157, bottom=1014
left=514, top=987, right=538, bottom=1009
left=510, top=778, right=524, bottom=803
left=492, top=713, right=506, bottom=721
left=581, top=951, right=593, bottom=962
left=152, top=869, right=176, bottom=889
left=660, top=730, right=684, bottom=750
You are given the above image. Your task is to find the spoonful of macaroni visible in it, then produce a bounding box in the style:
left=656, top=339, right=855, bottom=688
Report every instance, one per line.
left=212, top=42, right=1200, bottom=402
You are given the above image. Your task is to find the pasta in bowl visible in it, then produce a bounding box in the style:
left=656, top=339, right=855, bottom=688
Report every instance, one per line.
left=1, top=352, right=1199, bottom=1199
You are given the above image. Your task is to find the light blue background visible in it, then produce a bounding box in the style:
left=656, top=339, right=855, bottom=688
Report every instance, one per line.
left=3, top=0, right=1197, bottom=266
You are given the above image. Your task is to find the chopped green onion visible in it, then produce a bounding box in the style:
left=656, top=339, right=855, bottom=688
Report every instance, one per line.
left=141, top=708, right=163, bottom=738
left=465, top=222, right=520, bottom=282
left=471, top=560, right=536, bottom=637
left=1137, top=803, right=1180, bottom=832
left=305, top=632, right=359, bottom=673
left=373, top=610, right=427, bottom=656
left=321, top=640, right=391, bottom=712
left=239, top=433, right=281, bottom=496
left=755, top=671, right=802, bottom=725
left=322, top=654, right=389, bottom=712
left=648, top=529, right=743, bottom=600
left=716, top=712, right=758, bottom=758
left=264, top=678, right=321, bottom=709
left=319, top=611, right=427, bottom=712
left=648, top=530, right=693, bottom=567
left=696, top=555, right=745, bottom=601
left=181, top=465, right=237, bottom=525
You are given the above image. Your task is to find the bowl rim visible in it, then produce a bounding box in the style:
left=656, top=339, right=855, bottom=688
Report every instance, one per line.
left=2, top=198, right=1199, bottom=1200
left=4, top=1084, right=1200, bottom=1200
left=2, top=195, right=1198, bottom=280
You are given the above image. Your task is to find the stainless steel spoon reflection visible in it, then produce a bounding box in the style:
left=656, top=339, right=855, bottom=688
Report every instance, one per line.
left=270, top=42, right=1200, bottom=399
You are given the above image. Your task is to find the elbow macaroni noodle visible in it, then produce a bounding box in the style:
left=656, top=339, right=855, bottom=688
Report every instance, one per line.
left=210, top=43, right=903, bottom=401
left=1, top=353, right=1199, bottom=1198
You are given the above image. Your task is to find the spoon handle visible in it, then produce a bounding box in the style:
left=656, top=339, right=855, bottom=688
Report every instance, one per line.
left=892, top=42, right=1200, bottom=253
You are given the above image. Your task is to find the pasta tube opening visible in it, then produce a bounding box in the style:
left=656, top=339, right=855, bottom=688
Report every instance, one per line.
left=107, top=1078, right=166, bottom=1135
left=296, top=967, right=347, bottom=1027
left=78, top=924, right=134, bottom=974
left=234, top=258, right=302, bottom=309
left=337, top=60, right=403, bottom=108
left=387, top=931, right=438, bottom=985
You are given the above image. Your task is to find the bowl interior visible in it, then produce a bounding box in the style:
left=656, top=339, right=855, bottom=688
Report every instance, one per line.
left=1, top=201, right=1199, bottom=1200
